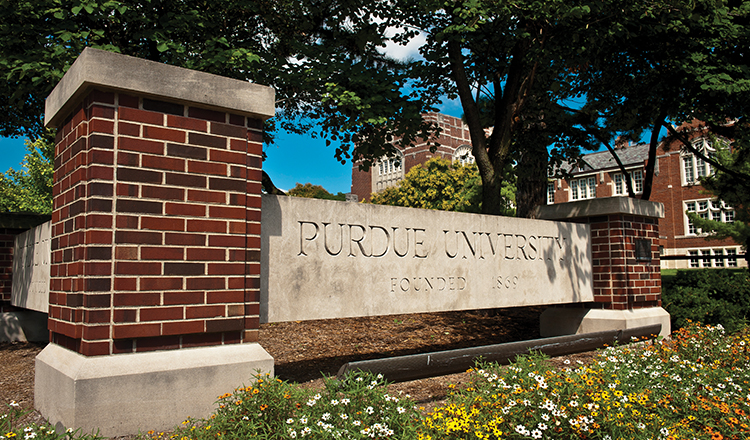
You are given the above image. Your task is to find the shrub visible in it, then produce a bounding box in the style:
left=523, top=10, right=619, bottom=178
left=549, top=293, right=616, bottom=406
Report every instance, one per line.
left=661, top=269, right=750, bottom=333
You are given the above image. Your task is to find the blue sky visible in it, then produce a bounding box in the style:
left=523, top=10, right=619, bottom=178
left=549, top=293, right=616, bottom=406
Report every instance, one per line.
left=0, top=97, right=462, bottom=195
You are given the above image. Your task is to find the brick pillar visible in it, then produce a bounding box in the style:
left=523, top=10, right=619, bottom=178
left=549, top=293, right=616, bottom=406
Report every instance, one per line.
left=48, top=87, right=264, bottom=356
left=36, top=48, right=274, bottom=436
left=536, top=197, right=670, bottom=337
left=589, top=214, right=661, bottom=310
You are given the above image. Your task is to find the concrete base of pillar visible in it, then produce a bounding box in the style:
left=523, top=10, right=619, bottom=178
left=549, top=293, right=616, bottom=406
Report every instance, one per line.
left=1, top=310, right=48, bottom=342
left=540, top=307, right=671, bottom=338
left=35, top=342, right=274, bottom=437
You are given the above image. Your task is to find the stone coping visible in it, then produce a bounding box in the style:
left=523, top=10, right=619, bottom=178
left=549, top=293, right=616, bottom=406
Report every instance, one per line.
left=535, top=197, right=665, bottom=220
left=0, top=213, right=51, bottom=230
left=45, top=47, right=275, bottom=128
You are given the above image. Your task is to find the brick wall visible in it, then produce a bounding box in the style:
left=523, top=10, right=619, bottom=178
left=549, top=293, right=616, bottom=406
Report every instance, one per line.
left=589, top=214, right=661, bottom=310
left=0, top=228, right=24, bottom=313
left=49, top=89, right=263, bottom=356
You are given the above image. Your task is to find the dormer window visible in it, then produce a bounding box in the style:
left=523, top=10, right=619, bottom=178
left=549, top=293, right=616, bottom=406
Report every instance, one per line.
left=453, top=145, right=475, bottom=166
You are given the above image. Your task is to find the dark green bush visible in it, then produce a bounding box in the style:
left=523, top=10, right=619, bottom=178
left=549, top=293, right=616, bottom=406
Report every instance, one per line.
left=662, top=269, right=750, bottom=333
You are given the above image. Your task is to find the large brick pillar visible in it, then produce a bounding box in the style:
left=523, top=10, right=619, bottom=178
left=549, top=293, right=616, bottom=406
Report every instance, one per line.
left=536, top=197, right=671, bottom=337
left=35, top=48, right=274, bottom=436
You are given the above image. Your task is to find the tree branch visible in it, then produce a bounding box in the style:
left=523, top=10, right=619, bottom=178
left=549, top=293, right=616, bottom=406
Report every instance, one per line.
left=665, top=124, right=747, bottom=181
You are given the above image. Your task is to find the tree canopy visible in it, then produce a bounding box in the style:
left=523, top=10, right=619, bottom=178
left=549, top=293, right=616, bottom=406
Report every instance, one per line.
left=370, top=157, right=515, bottom=215
left=3, top=0, right=750, bottom=218
left=287, top=183, right=346, bottom=201
left=0, top=0, right=437, bottom=161
left=0, top=138, right=54, bottom=214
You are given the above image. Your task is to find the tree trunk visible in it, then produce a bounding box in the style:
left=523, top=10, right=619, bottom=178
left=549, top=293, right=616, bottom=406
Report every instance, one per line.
left=515, top=141, right=548, bottom=218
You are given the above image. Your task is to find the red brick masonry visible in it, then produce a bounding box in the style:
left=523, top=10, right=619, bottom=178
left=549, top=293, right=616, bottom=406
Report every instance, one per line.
left=579, top=214, right=661, bottom=310
left=49, top=90, right=263, bottom=356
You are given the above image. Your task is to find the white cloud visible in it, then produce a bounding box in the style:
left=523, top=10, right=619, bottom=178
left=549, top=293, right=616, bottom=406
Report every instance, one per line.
left=379, top=28, right=426, bottom=62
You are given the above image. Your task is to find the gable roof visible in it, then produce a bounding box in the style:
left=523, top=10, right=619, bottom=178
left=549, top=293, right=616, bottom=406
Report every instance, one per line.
left=565, top=143, right=650, bottom=175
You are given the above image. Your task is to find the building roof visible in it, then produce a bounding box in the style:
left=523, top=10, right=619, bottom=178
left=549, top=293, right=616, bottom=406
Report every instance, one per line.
left=568, top=143, right=650, bottom=175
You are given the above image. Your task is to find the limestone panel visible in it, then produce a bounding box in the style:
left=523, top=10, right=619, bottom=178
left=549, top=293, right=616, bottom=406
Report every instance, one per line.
left=261, top=195, right=593, bottom=322
left=12, top=221, right=51, bottom=313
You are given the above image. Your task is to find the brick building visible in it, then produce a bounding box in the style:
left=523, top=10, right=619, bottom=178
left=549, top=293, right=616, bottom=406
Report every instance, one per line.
left=351, top=114, right=744, bottom=269
left=548, top=128, right=745, bottom=269
left=350, top=113, right=475, bottom=201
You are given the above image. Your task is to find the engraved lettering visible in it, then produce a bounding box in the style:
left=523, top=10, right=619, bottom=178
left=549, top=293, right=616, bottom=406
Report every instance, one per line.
left=481, top=233, right=498, bottom=259
left=298, top=221, right=319, bottom=256
left=424, top=277, right=434, bottom=290
left=527, top=235, right=538, bottom=260
left=414, top=228, right=428, bottom=258
left=504, top=234, right=515, bottom=259
left=516, top=234, right=528, bottom=260
left=393, top=227, right=410, bottom=257
left=322, top=222, right=344, bottom=256
left=349, top=224, right=370, bottom=257
left=457, top=276, right=466, bottom=290
left=390, top=278, right=398, bottom=292
left=437, top=277, right=446, bottom=290
left=444, top=230, right=458, bottom=258
left=370, top=225, right=390, bottom=258
left=460, top=231, right=477, bottom=260
left=400, top=278, right=410, bottom=291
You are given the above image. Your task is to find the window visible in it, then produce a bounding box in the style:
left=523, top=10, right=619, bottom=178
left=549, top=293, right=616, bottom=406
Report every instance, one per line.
left=727, top=249, right=738, bottom=267
left=453, top=145, right=475, bottom=166
left=687, top=247, right=739, bottom=268
left=714, top=249, right=725, bottom=267
left=570, top=177, right=595, bottom=201
left=689, top=250, right=699, bottom=268
left=685, top=199, right=735, bottom=235
left=547, top=182, right=555, bottom=205
left=373, top=151, right=405, bottom=192
left=613, top=170, right=643, bottom=195
left=682, top=137, right=722, bottom=185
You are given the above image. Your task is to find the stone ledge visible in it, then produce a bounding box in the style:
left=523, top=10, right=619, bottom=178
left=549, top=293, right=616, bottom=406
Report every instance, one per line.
left=540, top=307, right=671, bottom=338
left=536, top=197, right=665, bottom=220
left=45, top=48, right=275, bottom=128
left=35, top=342, right=274, bottom=437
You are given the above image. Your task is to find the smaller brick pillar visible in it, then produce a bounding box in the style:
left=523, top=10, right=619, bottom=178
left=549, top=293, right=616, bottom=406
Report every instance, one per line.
left=536, top=197, right=671, bottom=337
left=35, top=48, right=275, bottom=436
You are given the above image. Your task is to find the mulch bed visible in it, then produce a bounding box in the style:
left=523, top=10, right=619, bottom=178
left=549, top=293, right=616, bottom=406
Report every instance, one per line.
left=1, top=306, right=597, bottom=433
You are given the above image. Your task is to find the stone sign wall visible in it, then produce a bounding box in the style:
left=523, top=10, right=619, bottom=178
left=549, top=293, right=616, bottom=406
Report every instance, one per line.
left=12, top=221, right=50, bottom=313
left=261, top=195, right=594, bottom=322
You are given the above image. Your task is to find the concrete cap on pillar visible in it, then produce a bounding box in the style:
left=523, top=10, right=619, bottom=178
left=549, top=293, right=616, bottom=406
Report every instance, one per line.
left=535, top=197, right=665, bottom=221
left=45, top=47, right=275, bottom=128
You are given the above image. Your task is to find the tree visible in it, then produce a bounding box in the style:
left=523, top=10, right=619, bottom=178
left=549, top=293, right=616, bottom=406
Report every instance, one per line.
left=370, top=157, right=515, bottom=214
left=0, top=137, right=54, bottom=214
left=0, top=0, right=437, bottom=158
left=287, top=183, right=346, bottom=201
left=6, top=0, right=749, bottom=219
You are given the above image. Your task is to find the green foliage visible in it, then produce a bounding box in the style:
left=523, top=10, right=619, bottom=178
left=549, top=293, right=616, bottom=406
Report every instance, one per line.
left=662, top=269, right=750, bottom=333
left=370, top=157, right=515, bottom=215
left=1, top=400, right=102, bottom=440
left=162, top=371, right=421, bottom=440
left=287, top=183, right=346, bottom=201
left=0, top=0, right=437, bottom=163
left=0, top=137, right=54, bottom=214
